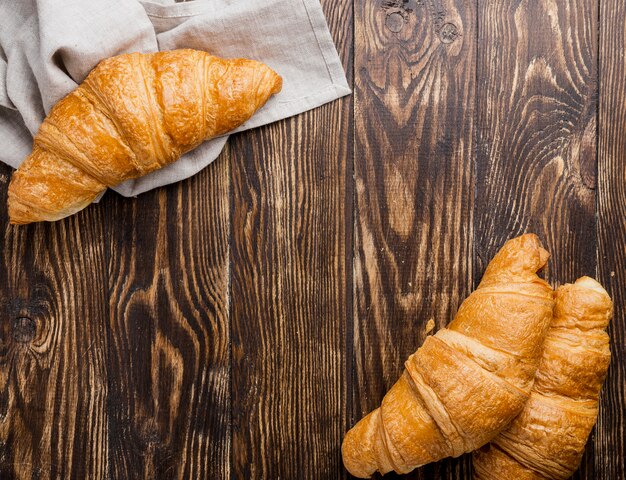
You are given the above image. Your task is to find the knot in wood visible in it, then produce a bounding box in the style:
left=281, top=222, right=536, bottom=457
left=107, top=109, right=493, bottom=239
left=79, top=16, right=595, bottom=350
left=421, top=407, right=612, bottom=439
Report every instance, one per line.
left=439, top=23, right=459, bottom=43
left=382, top=0, right=412, bottom=33
left=12, top=317, right=36, bottom=343
left=385, top=12, right=405, bottom=32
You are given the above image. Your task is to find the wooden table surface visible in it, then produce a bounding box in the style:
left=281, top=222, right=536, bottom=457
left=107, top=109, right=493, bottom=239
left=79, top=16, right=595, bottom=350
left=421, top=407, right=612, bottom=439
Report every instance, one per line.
left=1, top=0, right=624, bottom=478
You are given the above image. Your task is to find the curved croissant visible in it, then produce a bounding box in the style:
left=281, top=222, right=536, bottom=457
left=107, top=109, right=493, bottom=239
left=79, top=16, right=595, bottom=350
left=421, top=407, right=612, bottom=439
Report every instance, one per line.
left=342, top=234, right=555, bottom=477
left=8, top=49, right=282, bottom=224
left=473, top=277, right=612, bottom=480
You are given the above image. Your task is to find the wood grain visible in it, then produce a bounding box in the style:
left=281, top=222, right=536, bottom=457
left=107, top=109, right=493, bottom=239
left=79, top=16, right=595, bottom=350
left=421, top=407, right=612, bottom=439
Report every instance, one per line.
left=105, top=154, right=231, bottom=479
left=228, top=0, right=352, bottom=476
left=0, top=164, right=109, bottom=479
left=351, top=0, right=475, bottom=477
left=474, top=0, right=598, bottom=477
left=596, top=0, right=626, bottom=476
left=1, top=0, right=625, bottom=478
left=474, top=0, right=598, bottom=280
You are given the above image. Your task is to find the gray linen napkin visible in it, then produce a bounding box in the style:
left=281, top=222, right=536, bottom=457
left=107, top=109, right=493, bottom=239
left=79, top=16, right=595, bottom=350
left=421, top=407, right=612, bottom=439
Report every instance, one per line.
left=0, top=0, right=350, bottom=196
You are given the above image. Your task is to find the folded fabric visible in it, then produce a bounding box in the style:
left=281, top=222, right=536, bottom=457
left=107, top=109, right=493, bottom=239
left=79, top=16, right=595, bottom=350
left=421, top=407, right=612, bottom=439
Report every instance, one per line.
left=0, top=0, right=350, bottom=197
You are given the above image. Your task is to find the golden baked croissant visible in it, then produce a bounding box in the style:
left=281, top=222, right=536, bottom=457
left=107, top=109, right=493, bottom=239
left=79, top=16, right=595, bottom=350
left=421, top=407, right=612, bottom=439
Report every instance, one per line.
left=342, top=234, right=555, bottom=477
left=8, top=49, right=282, bottom=224
left=473, top=277, right=612, bottom=480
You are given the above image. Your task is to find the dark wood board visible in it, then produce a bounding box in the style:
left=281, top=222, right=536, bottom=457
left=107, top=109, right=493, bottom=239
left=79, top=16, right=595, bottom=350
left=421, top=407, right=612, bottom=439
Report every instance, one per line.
left=597, top=0, right=626, bottom=476
left=229, top=0, right=352, bottom=476
left=352, top=0, right=475, bottom=478
left=104, top=153, right=232, bottom=479
left=0, top=174, right=109, bottom=479
left=0, top=0, right=624, bottom=478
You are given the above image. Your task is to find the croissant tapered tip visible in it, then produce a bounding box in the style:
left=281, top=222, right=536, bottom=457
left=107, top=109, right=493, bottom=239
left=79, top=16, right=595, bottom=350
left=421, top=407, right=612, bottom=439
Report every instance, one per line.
left=558, top=276, right=611, bottom=304
left=555, top=276, right=613, bottom=328
left=342, top=410, right=381, bottom=478
left=251, top=60, right=282, bottom=103
left=259, top=64, right=282, bottom=105
left=480, top=233, right=550, bottom=285
left=270, top=71, right=283, bottom=95
left=506, top=233, right=550, bottom=265
left=573, top=276, right=609, bottom=296
left=8, top=148, right=106, bottom=225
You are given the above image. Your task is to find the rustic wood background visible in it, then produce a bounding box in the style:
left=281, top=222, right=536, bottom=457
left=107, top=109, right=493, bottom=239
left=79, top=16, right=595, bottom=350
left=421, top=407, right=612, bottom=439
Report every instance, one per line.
left=0, top=0, right=624, bottom=478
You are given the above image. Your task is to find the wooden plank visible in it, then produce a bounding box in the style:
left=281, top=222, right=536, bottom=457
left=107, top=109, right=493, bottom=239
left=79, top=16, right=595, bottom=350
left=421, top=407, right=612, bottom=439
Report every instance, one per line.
left=475, top=0, right=598, bottom=279
left=474, top=0, right=598, bottom=477
left=352, top=0, right=475, bottom=477
left=229, top=0, right=352, bottom=476
left=0, top=165, right=109, bottom=479
left=105, top=155, right=231, bottom=478
left=596, top=0, right=626, bottom=476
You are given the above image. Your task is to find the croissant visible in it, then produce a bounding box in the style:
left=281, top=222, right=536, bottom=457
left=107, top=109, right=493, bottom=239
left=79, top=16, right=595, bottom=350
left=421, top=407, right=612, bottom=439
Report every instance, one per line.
left=8, top=49, right=282, bottom=224
left=473, top=277, right=612, bottom=480
left=342, top=234, right=555, bottom=477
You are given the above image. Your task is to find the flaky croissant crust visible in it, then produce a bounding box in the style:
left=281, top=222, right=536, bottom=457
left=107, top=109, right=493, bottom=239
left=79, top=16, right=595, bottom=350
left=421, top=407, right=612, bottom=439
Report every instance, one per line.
left=473, top=277, right=612, bottom=480
left=8, top=49, right=282, bottom=224
left=342, top=234, right=554, bottom=477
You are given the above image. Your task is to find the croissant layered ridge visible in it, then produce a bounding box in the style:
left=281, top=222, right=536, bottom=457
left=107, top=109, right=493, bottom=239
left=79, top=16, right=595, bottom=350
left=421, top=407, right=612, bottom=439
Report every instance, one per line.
left=473, top=277, right=612, bottom=480
left=8, top=49, right=282, bottom=224
left=342, top=234, right=554, bottom=478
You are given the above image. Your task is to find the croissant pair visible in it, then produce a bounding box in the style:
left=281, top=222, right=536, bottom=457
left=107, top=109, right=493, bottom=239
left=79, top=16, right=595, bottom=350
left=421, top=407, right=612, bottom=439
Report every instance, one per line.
left=343, top=234, right=612, bottom=479
left=8, top=49, right=282, bottom=224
